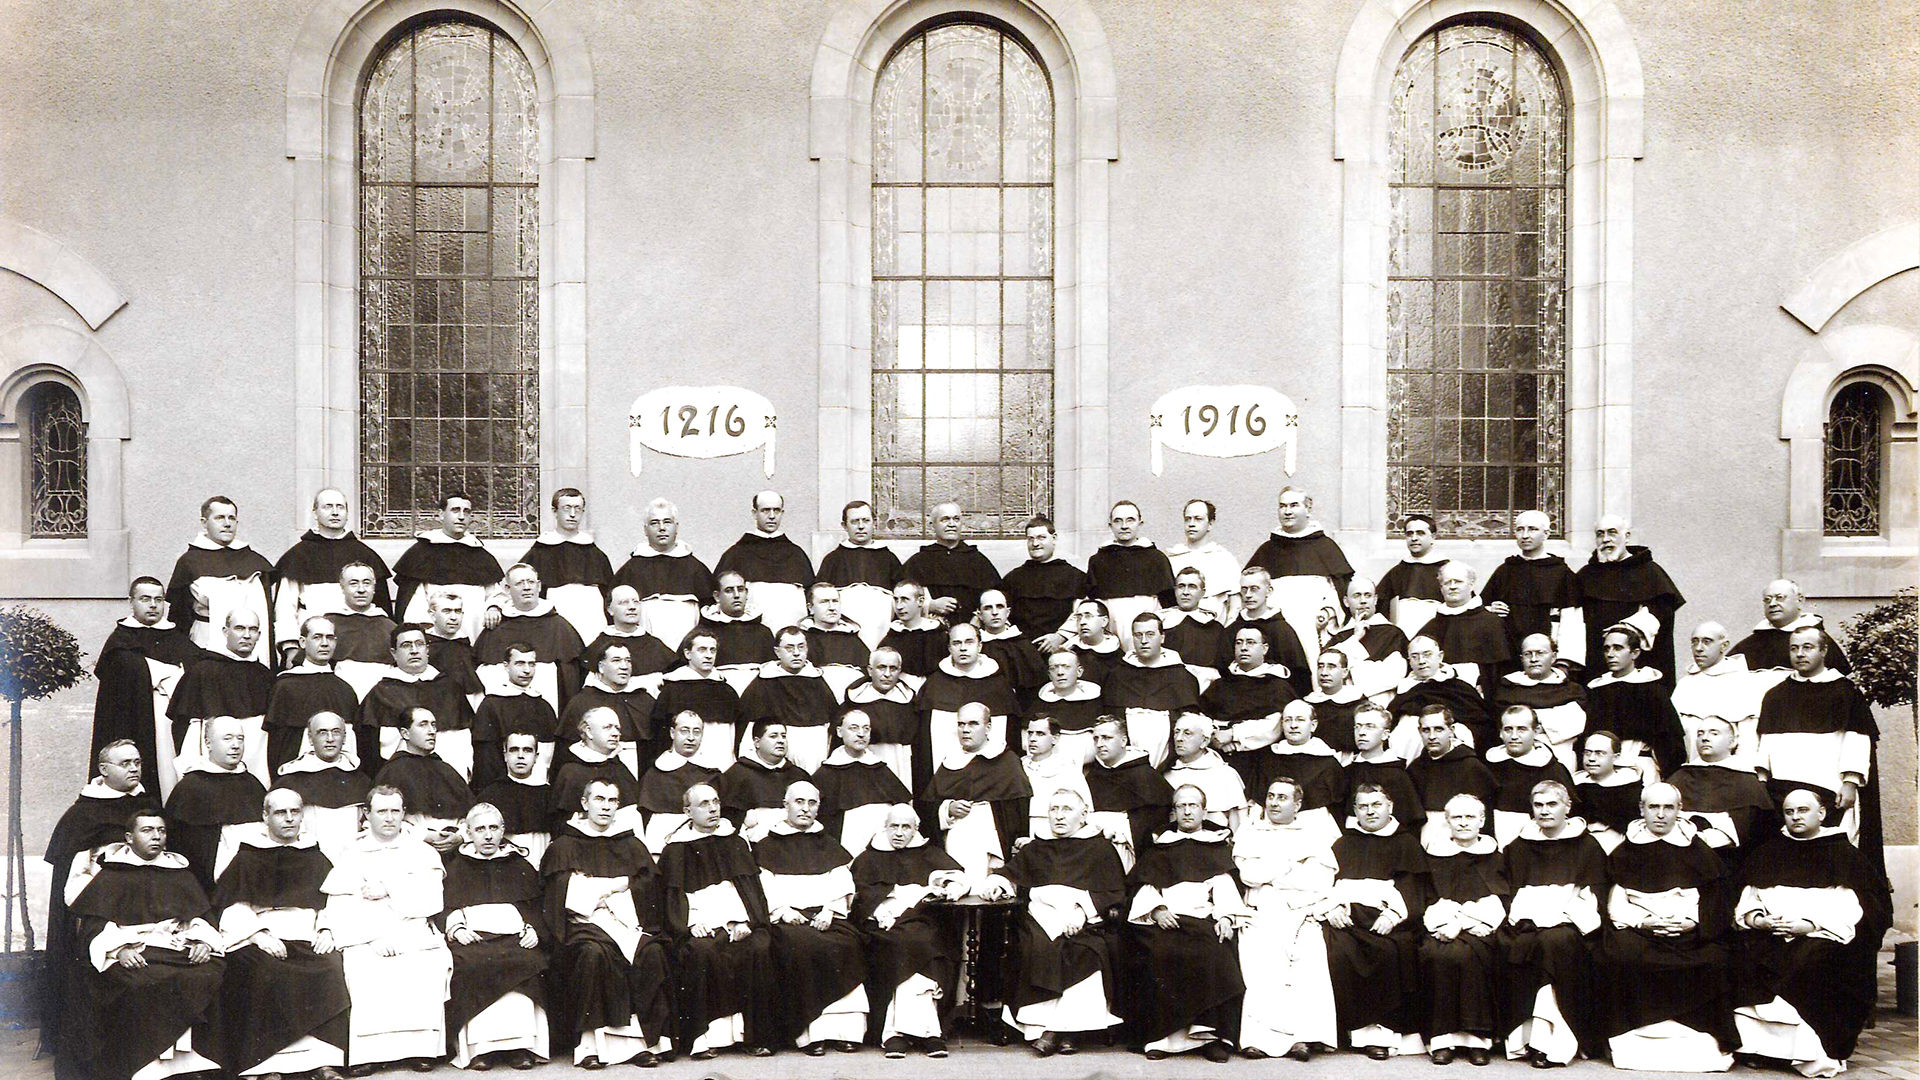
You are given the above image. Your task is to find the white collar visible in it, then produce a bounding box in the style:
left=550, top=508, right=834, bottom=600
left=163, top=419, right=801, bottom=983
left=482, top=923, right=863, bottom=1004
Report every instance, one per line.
left=1782, top=824, right=1848, bottom=842
left=755, top=660, right=823, bottom=680
left=96, top=843, right=191, bottom=870
left=505, top=772, right=545, bottom=787
left=188, top=533, right=252, bottom=552
left=1124, top=649, right=1184, bottom=669
left=867, top=830, right=928, bottom=852
left=1353, top=746, right=1400, bottom=765
left=1485, top=744, right=1552, bottom=766
left=1503, top=668, right=1569, bottom=687
left=1024, top=749, right=1077, bottom=773
left=1038, top=680, right=1101, bottom=703
left=601, top=625, right=650, bottom=638
left=1343, top=817, right=1402, bottom=837
left=281, top=661, right=334, bottom=676
left=536, top=530, right=595, bottom=545
left=1305, top=683, right=1363, bottom=704
left=278, top=750, right=361, bottom=774
left=979, top=624, right=1023, bottom=641
left=1400, top=551, right=1447, bottom=566
left=1075, top=636, right=1121, bottom=655
left=1788, top=668, right=1844, bottom=684
left=1166, top=748, right=1232, bottom=772
left=889, top=616, right=942, bottom=632
left=1329, top=612, right=1393, bottom=637
left=1396, top=665, right=1463, bottom=692
left=117, top=616, right=178, bottom=631
left=837, top=538, right=887, bottom=550
left=1038, top=822, right=1105, bottom=841
left=416, top=529, right=482, bottom=548
left=1627, top=819, right=1698, bottom=846
left=1685, top=656, right=1749, bottom=677
left=80, top=778, right=147, bottom=800
left=665, top=817, right=738, bottom=845
left=178, top=756, right=249, bottom=778
left=1271, top=522, right=1328, bottom=540
left=1517, top=817, right=1590, bottom=841
left=1102, top=536, right=1157, bottom=549
left=489, top=680, right=540, bottom=697
left=1092, top=748, right=1149, bottom=770
left=1690, top=756, right=1755, bottom=774
left=848, top=679, right=916, bottom=704
left=1151, top=825, right=1231, bottom=845
left=565, top=814, right=636, bottom=839
left=751, top=528, right=789, bottom=541
left=939, top=746, right=1001, bottom=772
left=744, top=751, right=790, bottom=770
left=1754, top=613, right=1822, bottom=633
left=235, top=824, right=318, bottom=851
left=457, top=840, right=530, bottom=859
left=1589, top=667, right=1661, bottom=687
left=1272, top=737, right=1337, bottom=758
left=937, top=654, right=1001, bottom=679
left=799, top=616, right=863, bottom=634
left=584, top=672, right=643, bottom=695
left=1423, top=832, right=1496, bottom=856
left=502, top=599, right=556, bottom=618
left=569, top=741, right=618, bottom=764
left=699, top=604, right=761, bottom=624
left=1574, top=765, right=1643, bottom=788
left=1437, top=596, right=1485, bottom=614
left=630, top=541, right=692, bottom=558
left=1164, top=538, right=1228, bottom=556
left=1230, top=662, right=1293, bottom=680
left=652, top=749, right=694, bottom=771
left=764, top=818, right=825, bottom=837
left=207, top=642, right=256, bottom=663
left=1160, top=607, right=1218, bottom=627
left=384, top=664, right=442, bottom=684
left=662, top=665, right=726, bottom=684
left=823, top=746, right=879, bottom=767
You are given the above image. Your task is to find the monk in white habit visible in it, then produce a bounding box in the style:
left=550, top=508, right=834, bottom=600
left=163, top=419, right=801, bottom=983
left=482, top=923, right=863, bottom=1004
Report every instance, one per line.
left=1232, top=777, right=1339, bottom=1061
left=320, top=785, right=454, bottom=1074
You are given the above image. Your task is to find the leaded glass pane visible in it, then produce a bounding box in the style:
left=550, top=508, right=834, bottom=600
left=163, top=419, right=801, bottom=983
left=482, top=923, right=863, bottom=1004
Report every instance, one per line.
left=1824, top=383, right=1884, bottom=536
left=361, top=19, right=538, bottom=538
left=872, top=22, right=1054, bottom=538
left=26, top=383, right=86, bottom=539
left=1387, top=23, right=1567, bottom=539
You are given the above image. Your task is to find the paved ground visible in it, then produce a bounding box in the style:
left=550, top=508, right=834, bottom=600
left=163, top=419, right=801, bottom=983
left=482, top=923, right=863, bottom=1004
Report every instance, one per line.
left=2, top=951, right=1912, bottom=1079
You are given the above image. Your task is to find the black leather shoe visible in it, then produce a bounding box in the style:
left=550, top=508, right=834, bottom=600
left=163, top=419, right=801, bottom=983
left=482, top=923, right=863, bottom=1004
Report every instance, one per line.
left=1033, top=1032, right=1059, bottom=1057
left=347, top=1066, right=378, bottom=1078
left=1056, top=1035, right=1078, bottom=1056
left=1467, top=1048, right=1491, bottom=1066
left=1242, top=1047, right=1269, bottom=1060
left=804, top=1043, right=827, bottom=1057
left=1431, top=1048, right=1456, bottom=1065
left=469, top=1057, right=493, bottom=1071
left=749, top=1045, right=775, bottom=1058
left=1366, top=1046, right=1392, bottom=1060
left=632, top=1051, right=657, bottom=1068
left=688, top=1050, right=716, bottom=1062
left=508, top=1051, right=538, bottom=1071
left=578, top=1057, right=606, bottom=1071
left=409, top=1061, right=434, bottom=1073
left=832, top=1040, right=861, bottom=1054
left=1143, top=1049, right=1168, bottom=1061
left=1202, top=1041, right=1232, bottom=1063
left=1285, top=1043, right=1313, bottom=1062
left=883, top=1037, right=910, bottom=1059
left=922, top=1038, right=947, bottom=1058
left=1530, top=1056, right=1566, bottom=1069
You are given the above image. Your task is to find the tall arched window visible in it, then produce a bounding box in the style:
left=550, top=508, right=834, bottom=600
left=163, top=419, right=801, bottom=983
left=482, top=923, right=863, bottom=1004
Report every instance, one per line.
left=871, top=21, right=1054, bottom=538
left=359, top=18, right=539, bottom=538
left=1824, top=381, right=1886, bottom=536
left=1386, top=22, right=1567, bottom=539
left=23, top=381, right=86, bottom=538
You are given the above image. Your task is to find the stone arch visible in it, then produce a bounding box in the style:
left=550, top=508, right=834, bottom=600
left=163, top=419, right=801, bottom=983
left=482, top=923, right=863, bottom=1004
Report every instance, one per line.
left=809, top=0, right=1119, bottom=559
left=1329, top=0, right=1644, bottom=567
left=284, top=0, right=596, bottom=535
left=1781, top=221, right=1920, bottom=334
left=0, top=219, right=128, bottom=330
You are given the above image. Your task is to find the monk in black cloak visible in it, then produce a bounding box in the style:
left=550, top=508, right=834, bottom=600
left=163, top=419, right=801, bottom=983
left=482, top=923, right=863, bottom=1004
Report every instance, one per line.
left=1585, top=616, right=1686, bottom=776
left=1598, top=782, right=1738, bottom=1071
left=996, top=788, right=1127, bottom=1055
left=611, top=499, right=713, bottom=608
left=800, top=582, right=871, bottom=670
left=1389, top=635, right=1493, bottom=752
left=274, top=711, right=373, bottom=855
left=1414, top=562, right=1513, bottom=697
left=423, top=592, right=486, bottom=701
left=471, top=731, right=553, bottom=864
left=813, top=707, right=913, bottom=856
left=715, top=490, right=817, bottom=632
left=753, top=781, right=871, bottom=1054
left=165, top=715, right=269, bottom=893
left=541, top=779, right=676, bottom=1068
left=1573, top=729, right=1650, bottom=851
left=580, top=589, right=678, bottom=679
left=89, top=576, right=199, bottom=779
left=1256, top=701, right=1350, bottom=819
left=636, top=710, right=721, bottom=855
left=850, top=804, right=968, bottom=1057
left=1500, top=779, right=1607, bottom=1066
left=1346, top=703, right=1425, bottom=831
left=740, top=626, right=841, bottom=771
left=901, top=500, right=1002, bottom=623
left=391, top=493, right=507, bottom=629
left=1302, top=651, right=1367, bottom=756
left=439, top=802, right=549, bottom=1069
left=330, top=562, right=398, bottom=666
left=1481, top=511, right=1583, bottom=667
left=977, top=589, right=1048, bottom=698
left=1756, top=627, right=1883, bottom=875
left=1485, top=704, right=1578, bottom=846
left=1669, top=715, right=1776, bottom=860
left=374, top=707, right=477, bottom=840
left=265, top=615, right=362, bottom=774
left=658, top=783, right=779, bottom=1058
left=470, top=651, right=560, bottom=789
left=166, top=495, right=275, bottom=662
left=999, top=515, right=1088, bottom=646
left=1417, top=794, right=1509, bottom=1066
left=208, top=788, right=351, bottom=1078
left=817, top=500, right=906, bottom=591
left=549, top=705, right=644, bottom=830
left=272, top=488, right=392, bottom=660
left=39, top=741, right=161, bottom=1061
left=650, top=630, right=747, bottom=769
left=879, top=580, right=947, bottom=678
left=561, top=640, right=660, bottom=767
left=1574, top=518, right=1685, bottom=685
left=479, top=563, right=589, bottom=709
left=58, top=810, right=226, bottom=1080
left=687, top=571, right=778, bottom=669
left=166, top=610, right=274, bottom=786
left=1324, top=576, right=1414, bottom=701
left=1731, top=787, right=1890, bottom=1077
left=1083, top=714, right=1175, bottom=868
left=1083, top=501, right=1176, bottom=646
left=1065, top=599, right=1125, bottom=688
left=921, top=704, right=1031, bottom=883
left=361, top=623, right=477, bottom=773
left=1123, top=785, right=1245, bottom=1062
left=1406, top=705, right=1497, bottom=846
left=1729, top=579, right=1852, bottom=674
left=844, top=647, right=924, bottom=790
left=716, top=721, right=812, bottom=836
left=1224, top=569, right=1313, bottom=696
left=515, top=487, right=615, bottom=644
left=1325, top=784, right=1428, bottom=1059
left=1201, top=626, right=1298, bottom=786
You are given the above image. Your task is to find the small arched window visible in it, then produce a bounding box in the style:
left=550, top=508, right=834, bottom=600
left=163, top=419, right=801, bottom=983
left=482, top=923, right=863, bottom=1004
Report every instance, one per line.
left=1385, top=22, right=1568, bottom=539
left=359, top=18, right=540, bottom=538
left=870, top=20, right=1055, bottom=538
left=23, top=381, right=86, bottom=539
left=1823, top=381, right=1886, bottom=536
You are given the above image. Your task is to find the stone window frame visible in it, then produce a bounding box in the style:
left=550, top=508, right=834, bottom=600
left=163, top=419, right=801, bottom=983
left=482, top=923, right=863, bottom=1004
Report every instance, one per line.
left=286, top=0, right=594, bottom=557
left=810, top=0, right=1118, bottom=562
left=1332, top=0, right=1643, bottom=568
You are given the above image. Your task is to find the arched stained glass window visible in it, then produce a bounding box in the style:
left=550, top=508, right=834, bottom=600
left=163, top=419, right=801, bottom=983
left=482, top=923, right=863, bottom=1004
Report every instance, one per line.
left=1387, top=22, right=1567, bottom=539
left=1824, top=382, right=1885, bottom=536
left=25, top=381, right=86, bottom=539
left=359, top=19, right=539, bottom=538
left=871, top=21, right=1054, bottom=538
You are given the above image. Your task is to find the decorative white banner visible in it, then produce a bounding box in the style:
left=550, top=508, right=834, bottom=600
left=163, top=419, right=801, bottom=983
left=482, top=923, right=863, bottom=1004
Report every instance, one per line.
left=1149, top=385, right=1299, bottom=476
left=629, top=386, right=777, bottom=477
